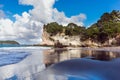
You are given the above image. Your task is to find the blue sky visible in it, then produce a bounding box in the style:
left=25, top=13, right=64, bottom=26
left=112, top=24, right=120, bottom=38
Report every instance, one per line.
left=0, top=0, right=120, bottom=26
left=0, top=0, right=120, bottom=44
left=54, top=0, right=120, bottom=26
left=0, top=0, right=33, bottom=20
left=0, top=0, right=33, bottom=14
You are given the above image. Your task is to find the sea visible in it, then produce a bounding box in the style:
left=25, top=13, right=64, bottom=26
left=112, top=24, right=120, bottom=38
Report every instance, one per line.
left=0, top=45, right=120, bottom=80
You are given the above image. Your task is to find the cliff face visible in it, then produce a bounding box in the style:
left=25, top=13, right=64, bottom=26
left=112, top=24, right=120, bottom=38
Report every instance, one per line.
left=40, top=29, right=102, bottom=47
left=40, top=22, right=86, bottom=47
left=40, top=30, right=81, bottom=47
left=40, top=10, right=120, bottom=47
left=40, top=29, right=120, bottom=47
left=40, top=30, right=54, bottom=46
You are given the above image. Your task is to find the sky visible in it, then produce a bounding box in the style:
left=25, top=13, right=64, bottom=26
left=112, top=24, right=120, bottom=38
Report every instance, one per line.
left=0, top=0, right=120, bottom=44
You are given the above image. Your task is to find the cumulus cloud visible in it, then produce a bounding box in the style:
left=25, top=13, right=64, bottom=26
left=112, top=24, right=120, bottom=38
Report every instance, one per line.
left=0, top=18, right=14, bottom=38
left=19, top=0, right=56, bottom=23
left=52, top=8, right=86, bottom=26
left=13, top=12, right=43, bottom=44
left=0, top=12, right=43, bottom=44
left=19, top=0, right=86, bottom=25
left=0, top=0, right=86, bottom=44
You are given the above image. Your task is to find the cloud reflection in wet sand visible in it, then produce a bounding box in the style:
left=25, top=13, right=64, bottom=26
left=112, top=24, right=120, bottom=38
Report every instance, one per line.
left=1, top=48, right=120, bottom=80
left=40, top=58, right=120, bottom=80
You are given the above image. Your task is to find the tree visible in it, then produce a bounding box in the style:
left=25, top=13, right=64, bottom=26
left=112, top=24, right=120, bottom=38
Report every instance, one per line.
left=44, top=22, right=63, bottom=35
left=65, top=23, right=85, bottom=36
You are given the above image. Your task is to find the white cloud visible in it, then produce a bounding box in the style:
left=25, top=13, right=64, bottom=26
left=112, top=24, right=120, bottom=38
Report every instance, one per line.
left=19, top=0, right=55, bottom=24
left=13, top=12, right=43, bottom=44
left=0, top=0, right=86, bottom=44
left=0, top=12, right=43, bottom=44
left=52, top=8, right=86, bottom=26
left=19, top=0, right=86, bottom=25
left=0, top=18, right=15, bottom=39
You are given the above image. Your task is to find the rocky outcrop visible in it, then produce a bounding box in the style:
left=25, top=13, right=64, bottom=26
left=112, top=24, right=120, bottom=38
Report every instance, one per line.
left=40, top=10, right=120, bottom=47
left=40, top=28, right=120, bottom=47
left=40, top=28, right=99, bottom=47
left=40, top=29, right=82, bottom=47
left=40, top=30, right=54, bottom=46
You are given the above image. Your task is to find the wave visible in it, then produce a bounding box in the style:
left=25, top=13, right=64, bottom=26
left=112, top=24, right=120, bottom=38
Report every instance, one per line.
left=0, top=51, right=29, bottom=67
left=0, top=46, right=51, bottom=50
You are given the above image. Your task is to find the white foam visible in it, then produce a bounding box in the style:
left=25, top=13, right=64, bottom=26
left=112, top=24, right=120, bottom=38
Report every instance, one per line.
left=0, top=47, right=46, bottom=79
left=0, top=46, right=51, bottom=50
left=0, top=51, right=29, bottom=67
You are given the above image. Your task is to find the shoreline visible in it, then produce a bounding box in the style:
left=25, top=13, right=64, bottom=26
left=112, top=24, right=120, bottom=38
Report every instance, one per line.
left=50, top=46, right=120, bottom=53
left=1, top=44, right=120, bottom=52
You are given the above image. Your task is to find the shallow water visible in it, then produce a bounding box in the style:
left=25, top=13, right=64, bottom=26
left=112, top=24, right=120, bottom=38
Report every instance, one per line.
left=0, top=47, right=50, bottom=80
left=0, top=47, right=120, bottom=80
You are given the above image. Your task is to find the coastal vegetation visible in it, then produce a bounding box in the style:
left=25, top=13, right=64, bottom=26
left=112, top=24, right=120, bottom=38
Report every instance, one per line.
left=43, top=22, right=63, bottom=36
left=44, top=22, right=85, bottom=36
left=43, top=10, right=120, bottom=47
left=87, top=10, right=120, bottom=43
left=0, top=40, right=19, bottom=44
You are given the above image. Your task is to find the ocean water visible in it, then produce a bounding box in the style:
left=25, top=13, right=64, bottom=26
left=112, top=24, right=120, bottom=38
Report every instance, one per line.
left=0, top=44, right=20, bottom=47
left=0, top=51, right=29, bottom=66
left=0, top=47, right=120, bottom=80
left=0, top=47, right=50, bottom=80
